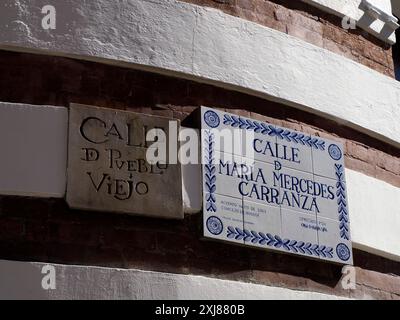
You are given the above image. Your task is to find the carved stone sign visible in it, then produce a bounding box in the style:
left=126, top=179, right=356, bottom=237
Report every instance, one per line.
left=201, top=107, right=353, bottom=264
left=66, top=104, right=183, bottom=219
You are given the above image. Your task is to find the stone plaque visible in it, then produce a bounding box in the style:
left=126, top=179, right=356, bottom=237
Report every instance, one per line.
left=201, top=107, right=353, bottom=264
left=66, top=104, right=183, bottom=219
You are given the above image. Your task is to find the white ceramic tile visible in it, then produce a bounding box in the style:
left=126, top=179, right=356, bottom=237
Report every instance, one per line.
left=317, top=217, right=353, bottom=264
left=274, top=168, right=316, bottom=215
left=312, top=137, right=345, bottom=180
left=272, top=125, right=314, bottom=173
left=242, top=129, right=257, bottom=161
left=203, top=194, right=244, bottom=245
left=240, top=159, right=278, bottom=207
left=313, top=175, right=339, bottom=221
left=243, top=200, right=282, bottom=249
left=281, top=208, right=319, bottom=244
left=213, top=151, right=244, bottom=199
left=281, top=208, right=320, bottom=259
left=202, top=133, right=243, bottom=201
left=251, top=131, right=278, bottom=165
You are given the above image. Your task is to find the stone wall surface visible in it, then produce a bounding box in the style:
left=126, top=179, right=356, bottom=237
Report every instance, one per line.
left=1, top=0, right=400, bottom=148
left=0, top=50, right=399, bottom=299
left=0, top=0, right=399, bottom=300
left=180, top=0, right=395, bottom=77
left=0, top=259, right=351, bottom=300
left=0, top=51, right=398, bottom=187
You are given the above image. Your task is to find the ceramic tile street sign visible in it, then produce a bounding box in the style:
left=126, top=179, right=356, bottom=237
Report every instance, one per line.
left=66, top=104, right=183, bottom=219
left=201, top=107, right=353, bottom=265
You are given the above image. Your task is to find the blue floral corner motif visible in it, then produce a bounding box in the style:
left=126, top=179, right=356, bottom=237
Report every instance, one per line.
left=204, top=110, right=220, bottom=128
left=336, top=243, right=351, bottom=261
left=206, top=216, right=224, bottom=235
left=328, top=144, right=342, bottom=160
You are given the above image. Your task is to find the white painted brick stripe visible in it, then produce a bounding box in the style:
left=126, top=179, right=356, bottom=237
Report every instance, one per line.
left=0, top=102, right=67, bottom=197
left=0, top=259, right=350, bottom=299
left=1, top=0, right=400, bottom=148
left=347, top=169, right=400, bottom=262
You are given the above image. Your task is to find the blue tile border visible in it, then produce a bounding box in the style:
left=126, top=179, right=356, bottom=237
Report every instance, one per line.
left=222, top=114, right=325, bottom=151
left=227, top=227, right=334, bottom=259
left=204, top=130, right=217, bottom=213
left=335, top=164, right=350, bottom=240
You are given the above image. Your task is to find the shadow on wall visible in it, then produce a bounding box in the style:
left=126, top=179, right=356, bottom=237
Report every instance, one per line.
left=0, top=258, right=343, bottom=299
left=0, top=260, right=48, bottom=300
left=393, top=16, right=400, bottom=80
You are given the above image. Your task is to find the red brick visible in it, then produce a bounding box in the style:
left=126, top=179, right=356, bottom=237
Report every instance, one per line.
left=345, top=157, right=377, bottom=178
left=374, top=167, right=400, bottom=187
left=287, top=24, right=323, bottom=47
left=236, top=0, right=256, bottom=12
left=376, top=155, right=400, bottom=175
left=180, top=0, right=393, bottom=75
left=0, top=219, right=24, bottom=238
left=356, top=267, right=400, bottom=296
left=289, top=11, right=323, bottom=34
left=256, top=14, right=287, bottom=33
left=254, top=0, right=278, bottom=18
left=351, top=285, right=395, bottom=300
left=0, top=39, right=399, bottom=298
left=102, top=227, right=157, bottom=251
left=346, top=141, right=377, bottom=163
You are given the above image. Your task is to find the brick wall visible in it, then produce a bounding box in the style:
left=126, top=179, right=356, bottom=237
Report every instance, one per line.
left=180, top=0, right=395, bottom=77
left=0, top=50, right=398, bottom=187
left=0, top=50, right=399, bottom=299
left=0, top=195, right=399, bottom=299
